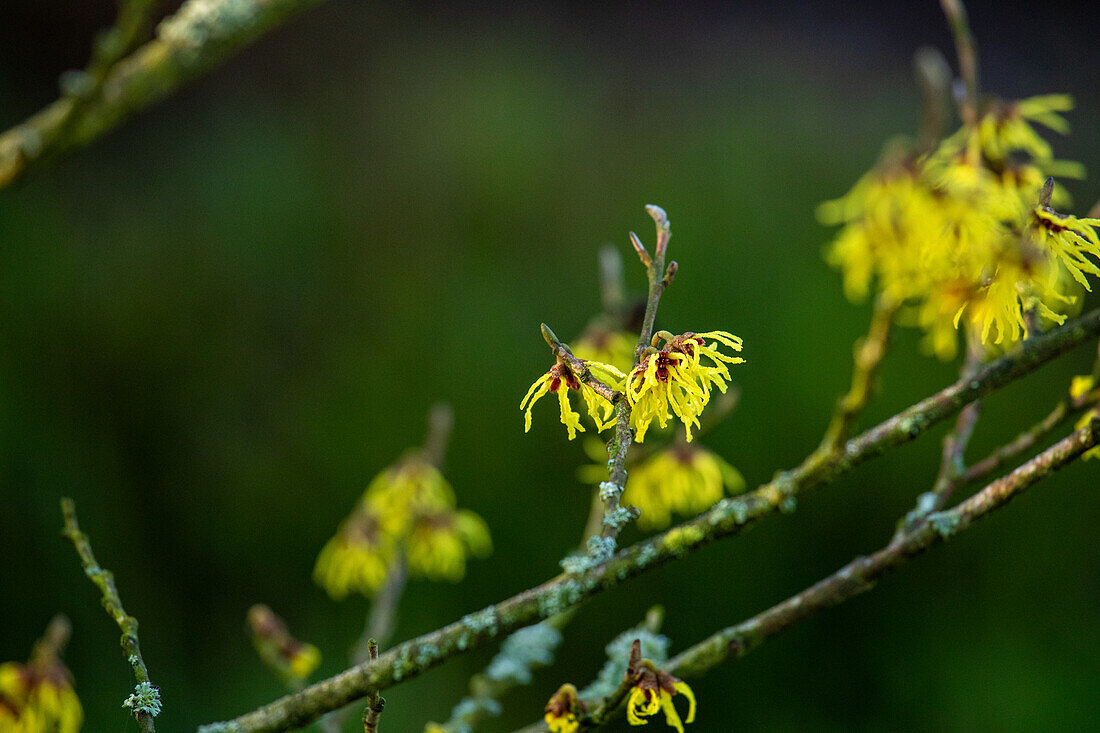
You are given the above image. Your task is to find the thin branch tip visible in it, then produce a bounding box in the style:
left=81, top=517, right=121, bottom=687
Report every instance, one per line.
left=629, top=231, right=652, bottom=267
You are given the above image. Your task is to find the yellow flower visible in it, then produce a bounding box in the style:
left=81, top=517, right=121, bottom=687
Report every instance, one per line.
left=317, top=450, right=492, bottom=596
left=625, top=669, right=696, bottom=733
left=822, top=96, right=1097, bottom=361
left=626, top=331, right=744, bottom=442
left=1030, top=206, right=1100, bottom=290
left=521, top=359, right=624, bottom=440
left=544, top=683, right=584, bottom=733
left=977, top=94, right=1074, bottom=164
left=624, top=445, right=745, bottom=530
left=0, top=641, right=83, bottom=733
left=405, top=510, right=492, bottom=582
left=313, top=510, right=396, bottom=599
left=362, top=455, right=456, bottom=536
left=287, top=645, right=322, bottom=680
left=1070, top=375, right=1095, bottom=402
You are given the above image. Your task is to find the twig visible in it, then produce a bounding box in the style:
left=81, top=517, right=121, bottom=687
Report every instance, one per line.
left=352, top=558, right=407, bottom=665
left=584, top=639, right=642, bottom=726
left=939, top=0, right=979, bottom=126
left=421, top=403, right=455, bottom=469
left=601, top=205, right=675, bottom=545
left=962, top=402, right=1068, bottom=483
left=362, top=640, right=385, bottom=733
left=962, top=377, right=1099, bottom=485
left=597, top=244, right=626, bottom=321
left=662, top=418, right=1099, bottom=683
left=896, top=344, right=983, bottom=535
left=914, top=46, right=952, bottom=149
left=61, top=498, right=159, bottom=733
left=540, top=324, right=621, bottom=404
left=819, top=296, right=897, bottom=453
left=201, top=306, right=1100, bottom=733
left=0, top=0, right=328, bottom=189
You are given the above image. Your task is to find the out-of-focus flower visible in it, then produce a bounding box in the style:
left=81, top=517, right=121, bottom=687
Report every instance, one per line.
left=624, top=444, right=745, bottom=530
left=314, top=509, right=396, bottom=599
left=521, top=359, right=625, bottom=440
left=247, top=604, right=322, bottom=683
left=0, top=619, right=82, bottom=733
left=573, top=327, right=637, bottom=375
left=543, top=683, right=584, bottom=733
left=316, top=441, right=491, bottom=599
left=976, top=94, right=1073, bottom=164
left=626, top=331, right=743, bottom=442
left=363, top=455, right=456, bottom=536
left=405, top=510, right=492, bottom=582
left=821, top=92, right=1099, bottom=360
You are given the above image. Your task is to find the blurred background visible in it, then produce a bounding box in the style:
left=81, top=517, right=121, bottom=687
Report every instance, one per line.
left=1, top=1, right=1099, bottom=730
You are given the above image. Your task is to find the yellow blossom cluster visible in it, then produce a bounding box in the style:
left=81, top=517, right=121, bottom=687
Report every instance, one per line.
left=623, top=444, right=745, bottom=530
left=314, top=455, right=491, bottom=599
left=625, top=331, right=744, bottom=442
left=523, top=331, right=744, bottom=444
left=523, top=330, right=743, bottom=444
left=821, top=94, right=1100, bottom=359
left=0, top=654, right=82, bottom=733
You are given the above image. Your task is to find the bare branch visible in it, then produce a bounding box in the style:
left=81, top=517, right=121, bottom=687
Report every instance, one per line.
left=61, top=498, right=159, bottom=732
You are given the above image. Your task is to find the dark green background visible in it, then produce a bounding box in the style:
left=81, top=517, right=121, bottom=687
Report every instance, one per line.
left=2, top=2, right=1098, bottom=730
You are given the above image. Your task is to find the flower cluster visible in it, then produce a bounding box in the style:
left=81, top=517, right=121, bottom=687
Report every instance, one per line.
left=624, top=444, right=746, bottom=530
left=247, top=604, right=322, bottom=682
left=821, top=94, right=1100, bottom=359
left=0, top=627, right=82, bottom=733
left=521, top=358, right=624, bottom=440
left=314, top=454, right=491, bottom=598
left=625, top=331, right=744, bottom=442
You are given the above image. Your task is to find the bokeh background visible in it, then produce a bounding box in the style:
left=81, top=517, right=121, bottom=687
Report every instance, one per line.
left=2, top=1, right=1099, bottom=730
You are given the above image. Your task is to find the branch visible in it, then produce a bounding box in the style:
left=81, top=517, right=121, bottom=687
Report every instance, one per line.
left=664, top=418, right=1099, bottom=681
left=540, top=324, right=621, bottom=404
left=896, top=344, right=982, bottom=535
left=961, top=379, right=1100, bottom=485
left=601, top=205, right=675, bottom=546
left=61, top=498, right=160, bottom=732
left=201, top=306, right=1100, bottom=733
left=0, top=0, right=328, bottom=190
left=939, top=0, right=979, bottom=125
